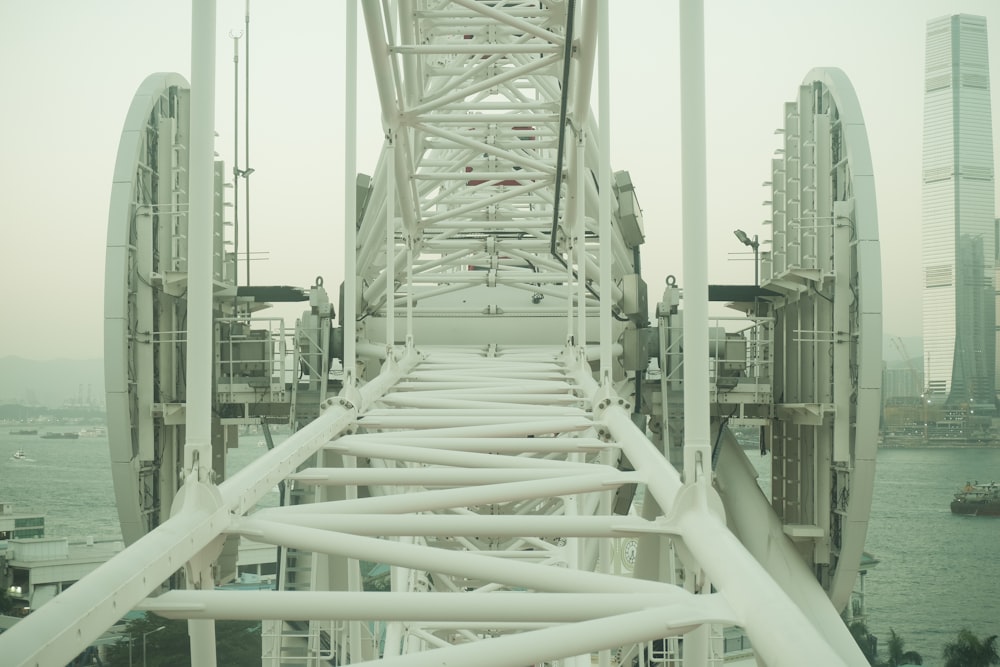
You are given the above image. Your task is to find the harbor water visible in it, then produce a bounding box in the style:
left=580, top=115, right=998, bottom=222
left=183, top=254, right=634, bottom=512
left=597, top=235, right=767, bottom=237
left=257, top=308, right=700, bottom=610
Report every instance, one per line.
left=750, top=445, right=1000, bottom=665
left=2, top=431, right=999, bottom=665
left=859, top=446, right=1000, bottom=663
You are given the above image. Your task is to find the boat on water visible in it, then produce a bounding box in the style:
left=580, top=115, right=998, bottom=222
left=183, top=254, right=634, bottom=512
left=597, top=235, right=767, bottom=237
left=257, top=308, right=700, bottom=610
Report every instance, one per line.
left=9, top=449, right=30, bottom=461
left=10, top=429, right=38, bottom=435
left=951, top=481, right=1000, bottom=516
left=39, top=432, right=80, bottom=440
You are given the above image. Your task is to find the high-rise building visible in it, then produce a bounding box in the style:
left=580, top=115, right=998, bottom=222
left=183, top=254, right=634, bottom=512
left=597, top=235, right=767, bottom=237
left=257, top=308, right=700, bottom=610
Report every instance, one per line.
left=922, top=14, right=996, bottom=412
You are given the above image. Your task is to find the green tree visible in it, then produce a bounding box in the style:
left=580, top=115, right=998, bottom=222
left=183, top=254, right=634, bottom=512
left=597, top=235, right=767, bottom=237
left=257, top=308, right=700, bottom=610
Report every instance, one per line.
left=103, top=614, right=261, bottom=666
left=847, top=622, right=923, bottom=667
left=884, top=628, right=923, bottom=666
left=943, top=629, right=1000, bottom=667
left=0, top=588, right=14, bottom=614
left=849, top=621, right=879, bottom=666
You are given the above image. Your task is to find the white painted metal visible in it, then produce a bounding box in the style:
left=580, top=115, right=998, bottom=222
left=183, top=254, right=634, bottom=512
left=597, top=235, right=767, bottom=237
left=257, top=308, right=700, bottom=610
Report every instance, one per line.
left=598, top=0, right=613, bottom=380
left=679, top=0, right=711, bottom=486
left=677, top=5, right=714, bottom=659
left=344, top=0, right=359, bottom=386
left=0, top=345, right=417, bottom=666
left=184, top=0, right=216, bottom=486
left=0, top=3, right=883, bottom=667
left=185, top=5, right=221, bottom=661
left=104, top=72, right=191, bottom=545
left=140, top=591, right=732, bottom=622
left=352, top=0, right=637, bottom=358
left=714, top=432, right=865, bottom=662
left=760, top=67, right=882, bottom=610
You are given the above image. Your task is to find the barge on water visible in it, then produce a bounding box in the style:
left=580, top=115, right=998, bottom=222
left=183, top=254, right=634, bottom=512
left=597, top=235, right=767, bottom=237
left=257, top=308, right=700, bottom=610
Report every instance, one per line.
left=951, top=481, right=1000, bottom=516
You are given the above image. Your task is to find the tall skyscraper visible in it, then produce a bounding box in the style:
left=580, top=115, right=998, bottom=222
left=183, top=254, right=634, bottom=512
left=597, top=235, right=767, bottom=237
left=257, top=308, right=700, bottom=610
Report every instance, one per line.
left=922, top=14, right=996, bottom=412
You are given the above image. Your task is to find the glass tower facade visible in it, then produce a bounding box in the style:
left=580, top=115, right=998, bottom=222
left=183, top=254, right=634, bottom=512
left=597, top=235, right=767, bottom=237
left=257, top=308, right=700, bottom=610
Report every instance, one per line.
left=922, top=14, right=996, bottom=411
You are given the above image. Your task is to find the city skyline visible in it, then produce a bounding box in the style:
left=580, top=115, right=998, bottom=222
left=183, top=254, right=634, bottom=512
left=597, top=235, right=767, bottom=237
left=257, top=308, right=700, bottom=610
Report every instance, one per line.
left=922, top=13, right=997, bottom=409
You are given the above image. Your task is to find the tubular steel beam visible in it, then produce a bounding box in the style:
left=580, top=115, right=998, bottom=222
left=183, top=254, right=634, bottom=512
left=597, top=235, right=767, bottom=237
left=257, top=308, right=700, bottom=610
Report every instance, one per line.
left=140, top=591, right=734, bottom=624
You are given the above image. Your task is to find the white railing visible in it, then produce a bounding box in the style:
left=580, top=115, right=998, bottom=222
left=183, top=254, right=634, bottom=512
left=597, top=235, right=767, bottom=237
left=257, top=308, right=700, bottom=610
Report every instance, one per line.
left=216, top=317, right=293, bottom=413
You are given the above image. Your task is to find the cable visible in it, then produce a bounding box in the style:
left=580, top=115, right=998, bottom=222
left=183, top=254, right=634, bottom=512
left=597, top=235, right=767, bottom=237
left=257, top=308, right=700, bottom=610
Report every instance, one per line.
left=548, top=0, right=577, bottom=258
left=711, top=404, right=739, bottom=470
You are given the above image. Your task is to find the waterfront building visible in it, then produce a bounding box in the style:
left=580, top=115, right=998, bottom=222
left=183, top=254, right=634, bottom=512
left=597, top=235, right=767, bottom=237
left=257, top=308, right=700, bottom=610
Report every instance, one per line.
left=996, top=222, right=1000, bottom=391
left=0, top=503, right=44, bottom=541
left=922, top=14, right=997, bottom=412
left=2, top=537, right=125, bottom=612
left=883, top=366, right=924, bottom=401
left=0, top=500, right=270, bottom=613
left=1, top=503, right=125, bottom=613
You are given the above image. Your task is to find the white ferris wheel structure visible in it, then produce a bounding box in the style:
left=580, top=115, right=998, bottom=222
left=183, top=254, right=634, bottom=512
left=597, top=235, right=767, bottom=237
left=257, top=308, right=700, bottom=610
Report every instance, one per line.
left=1, top=2, right=881, bottom=666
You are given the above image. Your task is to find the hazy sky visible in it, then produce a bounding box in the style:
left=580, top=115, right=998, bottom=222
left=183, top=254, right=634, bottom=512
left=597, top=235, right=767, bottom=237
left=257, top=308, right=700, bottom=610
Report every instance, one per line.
left=3, top=1, right=1000, bottom=360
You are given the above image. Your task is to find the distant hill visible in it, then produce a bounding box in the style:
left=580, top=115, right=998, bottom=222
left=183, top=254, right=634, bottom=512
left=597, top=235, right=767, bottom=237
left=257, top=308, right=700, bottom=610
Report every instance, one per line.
left=0, top=357, right=104, bottom=408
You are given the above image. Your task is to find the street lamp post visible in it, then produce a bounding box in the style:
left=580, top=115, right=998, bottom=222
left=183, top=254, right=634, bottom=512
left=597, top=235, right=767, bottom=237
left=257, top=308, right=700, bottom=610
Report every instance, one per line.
left=142, top=625, right=166, bottom=667
left=733, top=228, right=760, bottom=286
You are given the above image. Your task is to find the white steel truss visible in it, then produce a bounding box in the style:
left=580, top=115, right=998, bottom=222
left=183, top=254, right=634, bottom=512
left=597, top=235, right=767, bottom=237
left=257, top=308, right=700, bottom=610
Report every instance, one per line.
left=353, top=0, right=633, bottom=364
left=0, top=2, right=880, bottom=667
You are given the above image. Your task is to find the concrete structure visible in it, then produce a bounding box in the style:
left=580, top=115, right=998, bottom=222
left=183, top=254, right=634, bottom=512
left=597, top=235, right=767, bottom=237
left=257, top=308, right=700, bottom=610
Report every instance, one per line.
left=0, top=503, right=44, bottom=542
left=2, top=537, right=125, bottom=612
left=922, top=14, right=997, bottom=411
left=2, top=504, right=126, bottom=614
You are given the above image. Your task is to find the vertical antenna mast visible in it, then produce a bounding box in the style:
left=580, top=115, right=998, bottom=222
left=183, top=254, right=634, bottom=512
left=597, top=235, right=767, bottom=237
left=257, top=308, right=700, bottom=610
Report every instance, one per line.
left=244, top=0, right=251, bottom=286
left=230, top=30, right=241, bottom=286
